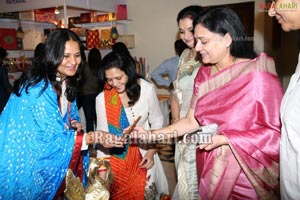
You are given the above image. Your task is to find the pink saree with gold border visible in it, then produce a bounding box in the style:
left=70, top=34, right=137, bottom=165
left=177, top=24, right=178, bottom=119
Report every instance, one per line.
left=191, top=53, right=283, bottom=199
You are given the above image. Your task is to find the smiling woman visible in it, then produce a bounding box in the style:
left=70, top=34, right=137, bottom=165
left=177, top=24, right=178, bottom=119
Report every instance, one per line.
left=95, top=52, right=170, bottom=199
left=131, top=6, right=283, bottom=199
left=170, top=6, right=203, bottom=199
left=0, top=29, right=123, bottom=199
left=0, top=29, right=89, bottom=199
left=190, top=8, right=283, bottom=199
left=56, top=40, right=82, bottom=81
left=105, top=68, right=128, bottom=94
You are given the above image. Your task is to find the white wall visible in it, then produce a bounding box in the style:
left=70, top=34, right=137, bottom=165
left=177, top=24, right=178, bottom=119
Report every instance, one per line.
left=0, top=0, right=267, bottom=94
left=126, top=0, right=266, bottom=94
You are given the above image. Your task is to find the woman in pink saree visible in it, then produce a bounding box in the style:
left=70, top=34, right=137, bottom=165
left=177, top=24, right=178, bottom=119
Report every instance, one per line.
left=132, top=7, right=283, bottom=199
left=191, top=7, right=284, bottom=199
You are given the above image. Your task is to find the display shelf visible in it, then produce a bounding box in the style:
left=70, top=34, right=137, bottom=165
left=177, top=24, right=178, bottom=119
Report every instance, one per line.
left=74, top=19, right=132, bottom=28
left=7, top=50, right=34, bottom=58
left=0, top=1, right=133, bottom=54
left=0, top=18, right=55, bottom=28
left=0, top=0, right=117, bottom=14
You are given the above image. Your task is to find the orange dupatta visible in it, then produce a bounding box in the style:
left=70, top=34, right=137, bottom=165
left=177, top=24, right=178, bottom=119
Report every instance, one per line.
left=104, top=86, right=147, bottom=199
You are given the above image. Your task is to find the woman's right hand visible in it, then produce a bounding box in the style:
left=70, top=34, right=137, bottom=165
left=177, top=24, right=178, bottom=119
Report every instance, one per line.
left=124, top=125, right=148, bottom=139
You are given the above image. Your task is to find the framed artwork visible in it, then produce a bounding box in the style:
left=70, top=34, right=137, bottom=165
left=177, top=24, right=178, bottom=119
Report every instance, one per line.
left=0, top=28, right=17, bottom=50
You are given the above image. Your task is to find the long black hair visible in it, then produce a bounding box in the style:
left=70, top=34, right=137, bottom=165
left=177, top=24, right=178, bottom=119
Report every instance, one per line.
left=0, top=47, right=8, bottom=65
left=112, top=42, right=132, bottom=57
left=193, top=7, right=257, bottom=59
left=177, top=5, right=203, bottom=25
left=99, top=52, right=140, bottom=106
left=13, top=29, right=85, bottom=102
left=88, top=48, right=102, bottom=75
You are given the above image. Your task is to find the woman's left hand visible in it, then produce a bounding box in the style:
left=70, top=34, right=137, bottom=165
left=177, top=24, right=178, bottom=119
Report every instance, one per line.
left=71, top=120, right=83, bottom=132
left=85, top=132, right=95, bottom=145
left=198, top=135, right=228, bottom=151
left=139, top=150, right=155, bottom=169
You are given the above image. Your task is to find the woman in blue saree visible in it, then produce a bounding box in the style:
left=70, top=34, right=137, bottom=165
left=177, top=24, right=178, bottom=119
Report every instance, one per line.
left=0, top=29, right=122, bottom=199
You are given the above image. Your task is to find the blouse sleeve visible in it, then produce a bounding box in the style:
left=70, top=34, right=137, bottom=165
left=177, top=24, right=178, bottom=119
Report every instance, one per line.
left=151, top=60, right=172, bottom=87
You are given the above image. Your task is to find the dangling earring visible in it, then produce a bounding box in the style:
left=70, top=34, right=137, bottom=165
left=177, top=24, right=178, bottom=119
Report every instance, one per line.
left=56, top=73, right=61, bottom=82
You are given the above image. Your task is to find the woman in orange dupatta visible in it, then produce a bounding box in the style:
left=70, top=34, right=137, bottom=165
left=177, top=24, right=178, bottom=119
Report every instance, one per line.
left=95, top=52, right=169, bottom=199
left=132, top=7, right=283, bottom=199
